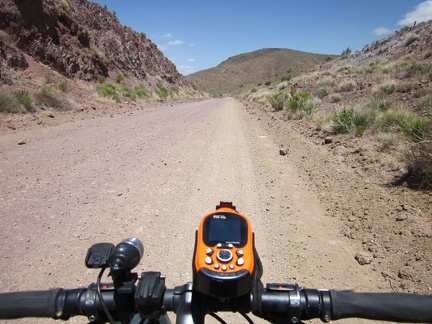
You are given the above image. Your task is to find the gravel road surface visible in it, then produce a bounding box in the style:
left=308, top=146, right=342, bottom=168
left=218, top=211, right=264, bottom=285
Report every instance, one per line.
left=0, top=98, right=389, bottom=323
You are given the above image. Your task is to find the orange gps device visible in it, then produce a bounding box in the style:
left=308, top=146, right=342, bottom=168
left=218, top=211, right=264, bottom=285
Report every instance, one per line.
left=193, top=202, right=256, bottom=298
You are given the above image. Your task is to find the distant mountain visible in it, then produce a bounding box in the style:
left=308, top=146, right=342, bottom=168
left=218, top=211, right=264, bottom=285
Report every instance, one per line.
left=186, top=48, right=336, bottom=95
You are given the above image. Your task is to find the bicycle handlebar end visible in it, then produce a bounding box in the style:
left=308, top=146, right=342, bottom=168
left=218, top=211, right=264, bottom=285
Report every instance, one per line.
left=0, top=289, right=62, bottom=319
left=330, top=290, right=432, bottom=323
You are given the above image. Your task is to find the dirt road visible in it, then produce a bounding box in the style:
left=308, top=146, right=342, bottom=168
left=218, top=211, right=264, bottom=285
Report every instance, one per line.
left=0, top=98, right=391, bottom=323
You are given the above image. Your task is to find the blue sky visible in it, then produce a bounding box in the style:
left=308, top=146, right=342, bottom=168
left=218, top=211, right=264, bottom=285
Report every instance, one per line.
left=91, top=1, right=432, bottom=75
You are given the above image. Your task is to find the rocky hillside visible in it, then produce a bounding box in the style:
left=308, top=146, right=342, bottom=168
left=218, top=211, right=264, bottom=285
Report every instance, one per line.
left=186, top=48, right=336, bottom=96
left=0, top=0, right=191, bottom=87
left=241, top=20, right=432, bottom=294
left=245, top=20, right=432, bottom=189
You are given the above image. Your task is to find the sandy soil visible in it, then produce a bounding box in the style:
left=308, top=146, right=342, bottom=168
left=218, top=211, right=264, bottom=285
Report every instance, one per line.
left=0, top=98, right=429, bottom=323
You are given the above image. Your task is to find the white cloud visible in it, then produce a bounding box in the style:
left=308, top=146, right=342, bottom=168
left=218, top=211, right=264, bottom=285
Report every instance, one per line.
left=177, top=65, right=194, bottom=75
left=373, top=27, right=392, bottom=36
left=163, top=33, right=173, bottom=38
left=157, top=44, right=168, bottom=51
left=187, top=58, right=195, bottom=62
left=167, top=40, right=184, bottom=45
left=399, top=0, right=432, bottom=25
left=189, top=43, right=195, bottom=47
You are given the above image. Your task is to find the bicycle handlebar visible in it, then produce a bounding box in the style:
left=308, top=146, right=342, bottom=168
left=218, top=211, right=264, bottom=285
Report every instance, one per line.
left=1, top=279, right=431, bottom=323
left=330, top=290, right=432, bottom=323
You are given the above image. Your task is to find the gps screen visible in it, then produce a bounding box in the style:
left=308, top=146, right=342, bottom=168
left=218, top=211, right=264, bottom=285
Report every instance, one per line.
left=203, top=213, right=247, bottom=247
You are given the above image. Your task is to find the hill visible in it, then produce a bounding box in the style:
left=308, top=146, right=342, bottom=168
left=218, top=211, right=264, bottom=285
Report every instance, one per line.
left=0, top=0, right=197, bottom=114
left=245, top=20, right=432, bottom=190
left=186, top=48, right=336, bottom=96
left=241, top=20, right=432, bottom=293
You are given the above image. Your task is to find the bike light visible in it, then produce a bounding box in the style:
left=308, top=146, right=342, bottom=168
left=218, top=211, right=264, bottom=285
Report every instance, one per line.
left=109, top=238, right=144, bottom=275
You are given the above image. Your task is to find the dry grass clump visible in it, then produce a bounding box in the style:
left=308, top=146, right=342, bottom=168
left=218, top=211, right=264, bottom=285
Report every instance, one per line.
left=404, top=140, right=432, bottom=189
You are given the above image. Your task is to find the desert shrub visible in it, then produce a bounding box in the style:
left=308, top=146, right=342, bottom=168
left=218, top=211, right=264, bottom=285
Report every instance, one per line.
left=14, top=89, right=35, bottom=112
left=341, top=47, right=352, bottom=56
left=154, top=80, right=168, bottom=99
left=418, top=95, right=432, bottom=112
left=44, top=75, right=53, bottom=84
left=58, top=80, right=68, bottom=92
left=331, top=95, right=341, bottom=103
left=397, top=81, right=415, bottom=93
left=338, top=80, right=356, bottom=92
left=382, top=110, right=430, bottom=142
left=405, top=34, right=419, bottom=46
left=404, top=140, right=432, bottom=189
left=287, top=86, right=311, bottom=111
left=302, top=96, right=321, bottom=115
left=267, top=92, right=288, bottom=111
left=367, top=97, right=395, bottom=111
left=315, top=86, right=330, bottom=98
left=317, top=77, right=335, bottom=88
left=121, top=86, right=136, bottom=101
left=97, top=75, right=106, bottom=84
left=331, top=107, right=369, bottom=136
left=265, top=81, right=271, bottom=86
left=402, top=62, right=432, bottom=80
left=98, top=82, right=121, bottom=103
left=134, top=84, right=151, bottom=98
left=281, top=75, right=291, bottom=82
left=170, top=86, right=180, bottom=97
left=116, top=72, right=125, bottom=83
left=379, top=80, right=397, bottom=94
left=377, top=133, right=396, bottom=152
left=36, top=84, right=72, bottom=110
left=0, top=90, right=21, bottom=113
left=60, top=1, right=70, bottom=12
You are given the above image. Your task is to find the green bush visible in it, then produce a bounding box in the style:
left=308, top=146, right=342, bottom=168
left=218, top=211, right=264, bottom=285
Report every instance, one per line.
left=331, top=107, right=369, bottom=136
left=154, top=80, right=168, bottom=99
left=170, top=86, right=180, bottom=97
left=116, top=72, right=125, bottom=83
left=97, top=75, right=106, bottom=84
left=267, top=92, right=288, bottom=110
left=379, top=82, right=397, bottom=94
left=341, top=47, right=352, bottom=56
left=134, top=84, right=151, bottom=98
left=121, top=86, right=136, bottom=101
left=281, top=75, right=291, bottom=82
left=98, top=82, right=121, bottom=103
left=382, top=111, right=430, bottom=142
left=331, top=95, right=341, bottom=103
left=14, top=89, right=34, bottom=112
left=60, top=1, right=70, bottom=12
left=265, top=81, right=271, bottom=86
left=288, top=86, right=311, bottom=111
left=58, top=80, right=68, bottom=92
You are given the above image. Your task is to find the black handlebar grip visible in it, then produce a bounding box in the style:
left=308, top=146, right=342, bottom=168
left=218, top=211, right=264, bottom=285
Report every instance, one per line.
left=330, top=290, right=432, bottom=323
left=0, top=289, right=62, bottom=319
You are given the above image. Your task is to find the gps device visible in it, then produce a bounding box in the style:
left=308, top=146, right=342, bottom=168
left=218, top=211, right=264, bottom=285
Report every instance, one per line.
left=193, top=202, right=256, bottom=298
